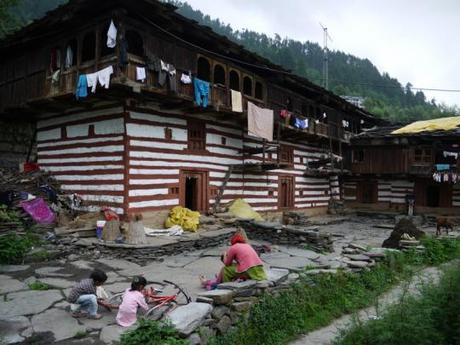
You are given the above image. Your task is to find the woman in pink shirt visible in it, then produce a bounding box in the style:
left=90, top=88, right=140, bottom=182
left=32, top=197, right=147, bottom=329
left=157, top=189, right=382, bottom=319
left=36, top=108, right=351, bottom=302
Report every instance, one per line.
left=221, top=233, right=267, bottom=282
left=116, top=276, right=149, bottom=327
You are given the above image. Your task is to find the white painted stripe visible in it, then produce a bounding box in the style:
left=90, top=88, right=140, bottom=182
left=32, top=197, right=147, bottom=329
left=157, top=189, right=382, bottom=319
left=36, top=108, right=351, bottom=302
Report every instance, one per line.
left=37, top=107, right=123, bottom=129
left=42, top=165, right=124, bottom=172
left=129, top=189, right=169, bottom=197
left=37, top=128, right=61, bottom=141
left=80, top=194, right=124, bottom=203
left=253, top=206, right=278, bottom=211
left=38, top=156, right=123, bottom=164
left=94, top=118, right=125, bottom=135
left=207, top=146, right=241, bottom=156
left=130, top=140, right=187, bottom=150
left=39, top=145, right=124, bottom=155
left=130, top=111, right=187, bottom=125
left=55, top=174, right=124, bottom=181
left=38, top=136, right=124, bottom=147
left=129, top=169, right=179, bottom=175
left=207, top=124, right=242, bottom=136
left=130, top=151, right=241, bottom=165
left=295, top=196, right=330, bottom=202
left=206, top=133, right=242, bottom=149
left=129, top=179, right=179, bottom=185
left=61, top=184, right=124, bottom=191
left=127, top=123, right=187, bottom=141
left=210, top=181, right=278, bottom=188
left=78, top=205, right=124, bottom=214
left=129, top=199, right=179, bottom=208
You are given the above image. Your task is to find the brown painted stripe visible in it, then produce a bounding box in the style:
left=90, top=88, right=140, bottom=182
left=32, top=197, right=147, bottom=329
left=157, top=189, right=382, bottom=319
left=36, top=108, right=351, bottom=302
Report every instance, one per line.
left=48, top=169, right=124, bottom=176
left=38, top=152, right=124, bottom=159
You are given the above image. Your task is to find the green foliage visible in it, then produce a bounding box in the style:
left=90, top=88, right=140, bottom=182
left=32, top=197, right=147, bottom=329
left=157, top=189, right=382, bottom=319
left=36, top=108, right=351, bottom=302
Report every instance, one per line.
left=0, top=205, right=21, bottom=223
left=210, top=239, right=460, bottom=345
left=120, top=319, right=188, bottom=345
left=334, top=262, right=460, bottom=345
left=0, top=232, right=40, bottom=264
left=28, top=281, right=50, bottom=291
left=73, top=331, right=87, bottom=339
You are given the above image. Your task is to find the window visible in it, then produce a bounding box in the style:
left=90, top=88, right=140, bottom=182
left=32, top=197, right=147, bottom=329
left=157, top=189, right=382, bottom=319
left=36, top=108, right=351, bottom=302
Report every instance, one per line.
left=64, top=39, right=77, bottom=69
left=169, top=187, right=179, bottom=195
left=126, top=30, right=144, bottom=56
left=221, top=136, right=227, bottom=145
left=353, top=149, right=364, bottom=163
left=243, top=76, right=252, bottom=96
left=279, top=145, right=294, bottom=164
left=100, top=23, right=114, bottom=58
left=255, top=81, right=263, bottom=100
left=197, top=57, right=211, bottom=81
left=213, top=64, right=225, bottom=85
left=81, top=32, right=96, bottom=63
left=164, top=128, right=172, bottom=140
left=49, top=46, right=61, bottom=72
left=229, top=70, right=240, bottom=90
left=414, top=148, right=432, bottom=163
left=187, top=121, right=206, bottom=151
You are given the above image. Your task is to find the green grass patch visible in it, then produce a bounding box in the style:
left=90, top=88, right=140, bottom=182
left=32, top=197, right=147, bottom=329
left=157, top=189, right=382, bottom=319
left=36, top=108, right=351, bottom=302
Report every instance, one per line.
left=0, top=232, right=40, bottom=264
left=333, top=261, right=460, bottom=345
left=0, top=205, right=21, bottom=223
left=210, top=238, right=460, bottom=345
left=120, top=319, right=188, bottom=345
left=28, top=281, right=50, bottom=291
left=73, top=331, right=87, bottom=339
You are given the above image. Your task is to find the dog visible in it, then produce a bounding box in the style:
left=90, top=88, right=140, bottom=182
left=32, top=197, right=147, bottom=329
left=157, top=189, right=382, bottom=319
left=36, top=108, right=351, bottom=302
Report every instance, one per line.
left=436, top=217, right=454, bottom=237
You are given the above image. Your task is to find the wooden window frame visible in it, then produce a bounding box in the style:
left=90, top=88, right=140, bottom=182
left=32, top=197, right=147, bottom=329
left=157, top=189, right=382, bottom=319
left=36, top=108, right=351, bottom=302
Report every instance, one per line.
left=279, top=145, right=294, bottom=165
left=187, top=120, right=206, bottom=152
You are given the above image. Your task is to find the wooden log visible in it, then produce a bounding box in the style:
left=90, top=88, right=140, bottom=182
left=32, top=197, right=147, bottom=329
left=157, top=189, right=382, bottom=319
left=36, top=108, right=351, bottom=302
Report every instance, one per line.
left=102, top=220, right=121, bottom=241
left=125, top=214, right=146, bottom=244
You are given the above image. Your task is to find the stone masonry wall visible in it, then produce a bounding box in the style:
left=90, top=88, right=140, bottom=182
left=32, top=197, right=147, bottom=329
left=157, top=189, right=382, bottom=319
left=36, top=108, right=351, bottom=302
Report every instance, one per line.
left=0, top=120, right=36, bottom=169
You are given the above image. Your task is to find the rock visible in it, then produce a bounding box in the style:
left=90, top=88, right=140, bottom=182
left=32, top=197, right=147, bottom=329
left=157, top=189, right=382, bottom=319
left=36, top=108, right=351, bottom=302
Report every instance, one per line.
left=70, top=260, right=94, bottom=270
left=96, top=258, right=141, bottom=271
left=278, top=246, right=320, bottom=260
left=304, top=269, right=338, bottom=275
left=211, top=305, right=230, bottom=319
left=0, top=275, right=26, bottom=294
left=198, top=290, right=234, bottom=305
left=167, top=302, right=212, bottom=336
left=348, top=243, right=367, bottom=252
left=217, top=280, right=257, bottom=291
left=231, top=301, right=252, bottom=312
left=286, top=273, right=300, bottom=283
left=198, top=326, right=216, bottom=345
left=79, top=312, right=116, bottom=331
left=35, top=266, right=73, bottom=278
left=31, top=308, right=87, bottom=342
left=100, top=324, right=134, bottom=344
left=0, top=265, right=30, bottom=273
left=0, top=316, right=30, bottom=344
left=343, top=259, right=368, bottom=268
left=215, top=315, right=232, bottom=334
left=38, top=277, right=74, bottom=289
left=364, top=251, right=386, bottom=259
left=344, top=254, right=371, bottom=262
left=342, top=247, right=359, bottom=254
left=196, top=296, right=214, bottom=304
left=67, top=254, right=79, bottom=261
left=187, top=333, right=201, bottom=345
left=0, top=290, right=63, bottom=317
left=382, top=218, right=425, bottom=249
left=255, top=280, right=273, bottom=288
left=266, top=268, right=289, bottom=284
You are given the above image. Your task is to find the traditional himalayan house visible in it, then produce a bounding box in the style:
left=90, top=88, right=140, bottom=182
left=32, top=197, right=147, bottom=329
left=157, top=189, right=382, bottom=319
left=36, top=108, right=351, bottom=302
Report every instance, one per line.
left=344, top=117, right=460, bottom=214
left=0, top=0, right=383, bottom=222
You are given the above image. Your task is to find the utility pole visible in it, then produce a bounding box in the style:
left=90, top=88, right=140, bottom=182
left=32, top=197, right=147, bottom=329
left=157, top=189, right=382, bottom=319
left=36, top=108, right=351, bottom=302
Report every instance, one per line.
left=320, top=23, right=332, bottom=90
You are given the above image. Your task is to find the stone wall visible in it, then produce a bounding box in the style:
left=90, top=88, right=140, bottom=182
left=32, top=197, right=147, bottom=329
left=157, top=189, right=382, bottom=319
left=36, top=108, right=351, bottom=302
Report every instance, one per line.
left=0, top=119, right=36, bottom=169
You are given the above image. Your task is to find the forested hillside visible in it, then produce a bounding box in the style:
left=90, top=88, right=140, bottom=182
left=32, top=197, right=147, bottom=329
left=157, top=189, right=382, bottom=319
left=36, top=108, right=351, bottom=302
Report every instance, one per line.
left=1, top=0, right=458, bottom=123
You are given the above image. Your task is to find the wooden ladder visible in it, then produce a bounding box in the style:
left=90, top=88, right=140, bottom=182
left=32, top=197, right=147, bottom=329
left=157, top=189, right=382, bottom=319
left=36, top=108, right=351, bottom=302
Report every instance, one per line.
left=212, top=165, right=234, bottom=213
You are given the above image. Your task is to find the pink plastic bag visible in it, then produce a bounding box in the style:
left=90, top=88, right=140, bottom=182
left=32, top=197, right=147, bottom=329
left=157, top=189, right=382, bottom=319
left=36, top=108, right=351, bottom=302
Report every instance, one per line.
left=20, top=197, right=56, bottom=224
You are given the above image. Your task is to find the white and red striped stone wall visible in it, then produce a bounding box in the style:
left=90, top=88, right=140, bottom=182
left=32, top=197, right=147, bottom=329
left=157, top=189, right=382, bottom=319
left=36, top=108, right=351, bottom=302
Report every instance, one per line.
left=36, top=106, right=340, bottom=215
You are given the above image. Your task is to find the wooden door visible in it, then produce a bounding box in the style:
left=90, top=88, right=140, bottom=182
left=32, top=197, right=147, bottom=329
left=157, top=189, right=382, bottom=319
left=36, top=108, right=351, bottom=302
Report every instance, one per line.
left=179, top=170, right=209, bottom=212
left=357, top=180, right=377, bottom=203
left=279, top=176, right=294, bottom=209
left=415, top=178, right=452, bottom=207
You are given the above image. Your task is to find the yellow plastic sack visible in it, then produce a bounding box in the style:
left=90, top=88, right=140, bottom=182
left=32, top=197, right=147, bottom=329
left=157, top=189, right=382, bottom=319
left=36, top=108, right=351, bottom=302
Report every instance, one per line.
left=227, top=199, right=263, bottom=221
left=165, top=206, right=200, bottom=232
left=392, top=116, right=460, bottom=134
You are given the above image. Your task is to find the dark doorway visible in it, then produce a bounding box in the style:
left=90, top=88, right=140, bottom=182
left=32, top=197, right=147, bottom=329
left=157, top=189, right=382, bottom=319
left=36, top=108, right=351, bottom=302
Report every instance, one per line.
left=180, top=170, right=208, bottom=212
left=426, top=185, right=440, bottom=207
left=358, top=181, right=377, bottom=203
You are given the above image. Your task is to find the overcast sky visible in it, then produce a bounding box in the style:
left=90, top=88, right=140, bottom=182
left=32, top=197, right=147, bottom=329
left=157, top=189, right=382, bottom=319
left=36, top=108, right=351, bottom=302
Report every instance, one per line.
left=184, top=0, right=460, bottom=108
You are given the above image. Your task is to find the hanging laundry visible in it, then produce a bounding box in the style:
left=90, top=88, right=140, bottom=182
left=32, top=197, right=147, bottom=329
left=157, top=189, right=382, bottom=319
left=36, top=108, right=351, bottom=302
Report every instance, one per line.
left=97, top=65, right=114, bottom=89
left=75, top=75, right=87, bottom=100
left=280, top=109, right=290, bottom=119
left=158, top=60, right=177, bottom=91
left=247, top=101, right=274, bottom=142
left=65, top=45, right=73, bottom=69
left=231, top=89, right=243, bottom=112
left=51, top=70, right=60, bottom=85
left=136, top=66, right=146, bottom=82
left=443, top=173, right=449, bottom=182
left=86, top=72, right=98, bottom=93
left=50, top=48, right=61, bottom=72
left=294, top=117, right=308, bottom=129
left=107, top=20, right=117, bottom=48
left=180, top=73, right=192, bottom=84
left=436, top=164, right=450, bottom=171
left=193, top=77, right=210, bottom=107
left=289, top=114, right=297, bottom=127
left=443, top=151, right=459, bottom=159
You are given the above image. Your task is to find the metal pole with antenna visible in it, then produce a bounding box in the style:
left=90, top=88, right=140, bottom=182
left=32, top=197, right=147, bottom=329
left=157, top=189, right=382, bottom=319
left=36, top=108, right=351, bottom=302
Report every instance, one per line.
left=320, top=22, right=332, bottom=90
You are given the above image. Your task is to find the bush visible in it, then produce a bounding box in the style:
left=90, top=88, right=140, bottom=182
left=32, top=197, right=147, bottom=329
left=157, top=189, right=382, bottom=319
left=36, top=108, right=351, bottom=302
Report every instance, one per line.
left=0, top=232, right=40, bottom=264
left=28, top=281, right=50, bottom=291
left=334, top=263, right=460, bottom=345
left=120, top=319, right=187, bottom=345
left=0, top=205, right=21, bottom=223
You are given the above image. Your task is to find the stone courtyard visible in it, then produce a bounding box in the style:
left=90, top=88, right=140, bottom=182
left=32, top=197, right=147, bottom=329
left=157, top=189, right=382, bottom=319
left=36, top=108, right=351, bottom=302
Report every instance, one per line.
left=0, top=214, right=442, bottom=344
